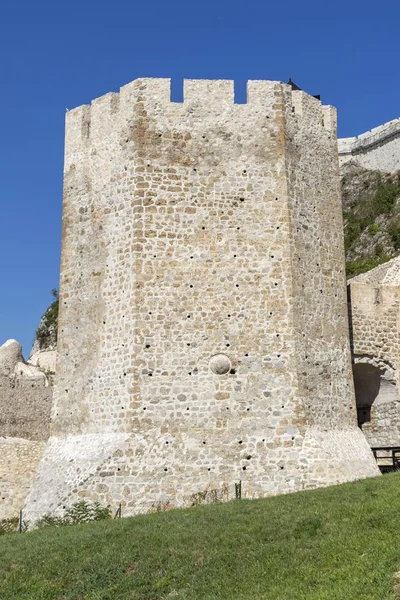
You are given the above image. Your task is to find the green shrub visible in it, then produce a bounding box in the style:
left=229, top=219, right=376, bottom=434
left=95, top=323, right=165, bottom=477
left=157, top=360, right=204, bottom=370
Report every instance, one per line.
left=37, top=502, right=111, bottom=529
left=368, top=223, right=380, bottom=235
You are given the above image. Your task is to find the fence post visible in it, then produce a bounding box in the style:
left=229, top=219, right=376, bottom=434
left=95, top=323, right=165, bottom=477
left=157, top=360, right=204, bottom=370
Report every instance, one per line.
left=235, top=481, right=242, bottom=500
left=19, top=510, right=23, bottom=533
left=114, top=503, right=122, bottom=519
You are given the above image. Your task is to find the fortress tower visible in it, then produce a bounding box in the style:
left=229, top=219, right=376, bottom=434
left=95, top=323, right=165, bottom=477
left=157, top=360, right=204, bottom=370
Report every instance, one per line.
left=25, top=79, right=379, bottom=519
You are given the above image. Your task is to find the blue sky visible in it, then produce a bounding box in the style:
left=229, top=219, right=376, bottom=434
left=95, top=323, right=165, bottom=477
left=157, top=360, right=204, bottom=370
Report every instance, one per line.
left=0, top=0, right=399, bottom=355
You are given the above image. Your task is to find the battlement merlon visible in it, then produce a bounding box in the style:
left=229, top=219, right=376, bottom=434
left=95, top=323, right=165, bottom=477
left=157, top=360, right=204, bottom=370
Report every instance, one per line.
left=64, top=78, right=337, bottom=165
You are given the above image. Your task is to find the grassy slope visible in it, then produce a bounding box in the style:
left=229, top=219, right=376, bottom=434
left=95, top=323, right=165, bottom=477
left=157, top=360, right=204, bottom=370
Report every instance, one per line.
left=1, top=474, right=400, bottom=600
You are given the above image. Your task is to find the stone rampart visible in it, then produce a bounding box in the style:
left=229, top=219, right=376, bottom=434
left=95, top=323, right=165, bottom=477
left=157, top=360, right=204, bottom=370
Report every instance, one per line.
left=339, top=118, right=400, bottom=172
left=0, top=341, right=52, bottom=520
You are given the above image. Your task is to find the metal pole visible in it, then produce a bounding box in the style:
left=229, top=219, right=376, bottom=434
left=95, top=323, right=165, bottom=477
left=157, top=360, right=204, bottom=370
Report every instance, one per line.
left=19, top=510, right=23, bottom=534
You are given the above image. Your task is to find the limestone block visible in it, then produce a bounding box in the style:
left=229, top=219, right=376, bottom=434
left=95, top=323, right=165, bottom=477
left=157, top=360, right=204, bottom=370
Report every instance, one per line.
left=28, top=350, right=57, bottom=374
left=0, top=340, right=23, bottom=377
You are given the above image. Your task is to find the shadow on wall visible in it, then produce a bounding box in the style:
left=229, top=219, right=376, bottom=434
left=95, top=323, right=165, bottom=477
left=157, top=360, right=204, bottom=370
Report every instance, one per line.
left=353, top=363, right=382, bottom=426
left=353, top=362, right=400, bottom=429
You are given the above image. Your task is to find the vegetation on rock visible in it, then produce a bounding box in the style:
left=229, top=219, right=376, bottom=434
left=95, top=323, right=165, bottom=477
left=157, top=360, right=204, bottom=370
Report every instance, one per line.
left=342, top=162, right=400, bottom=277
left=33, top=288, right=59, bottom=352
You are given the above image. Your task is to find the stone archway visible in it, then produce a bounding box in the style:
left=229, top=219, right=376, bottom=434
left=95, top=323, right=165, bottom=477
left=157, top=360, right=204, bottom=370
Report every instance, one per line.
left=352, top=358, right=400, bottom=446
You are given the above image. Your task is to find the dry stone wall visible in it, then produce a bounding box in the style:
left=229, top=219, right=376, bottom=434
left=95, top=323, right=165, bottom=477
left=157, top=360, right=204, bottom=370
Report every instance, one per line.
left=25, top=79, right=379, bottom=521
left=339, top=118, right=400, bottom=172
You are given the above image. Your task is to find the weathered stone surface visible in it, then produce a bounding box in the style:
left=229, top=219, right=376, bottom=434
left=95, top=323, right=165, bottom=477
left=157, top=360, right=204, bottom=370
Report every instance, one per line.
left=24, top=78, right=379, bottom=522
left=0, top=340, right=53, bottom=519
left=28, top=350, right=57, bottom=374
left=0, top=340, right=23, bottom=377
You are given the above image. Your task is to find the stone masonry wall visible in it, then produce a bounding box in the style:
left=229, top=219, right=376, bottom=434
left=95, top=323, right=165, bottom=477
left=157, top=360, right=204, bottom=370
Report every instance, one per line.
left=25, top=79, right=378, bottom=521
left=348, top=259, right=400, bottom=447
left=339, top=118, right=400, bottom=172
left=0, top=374, right=52, bottom=519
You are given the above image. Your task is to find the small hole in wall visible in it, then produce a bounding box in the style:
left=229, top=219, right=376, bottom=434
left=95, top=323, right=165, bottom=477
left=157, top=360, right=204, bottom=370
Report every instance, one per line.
left=190, top=256, right=194, bottom=259
left=230, top=369, right=236, bottom=375
left=187, top=315, right=191, bottom=318
left=243, top=170, right=247, bottom=174
left=186, top=407, right=190, bottom=410
left=236, top=284, right=239, bottom=288
left=202, top=226, right=205, bottom=230
left=271, top=255, right=274, bottom=258
left=242, top=466, right=247, bottom=471
left=187, top=343, right=191, bottom=346
left=164, top=468, right=168, bottom=472
left=145, top=344, right=150, bottom=348
left=277, top=226, right=280, bottom=230
left=208, top=468, right=211, bottom=471
left=238, top=440, right=243, bottom=444
left=282, top=405, right=285, bottom=408
left=262, top=439, right=265, bottom=442
left=203, top=441, right=206, bottom=444
left=153, top=255, right=157, bottom=258
left=123, top=373, right=127, bottom=376
left=148, top=373, right=153, bottom=377
left=226, top=407, right=230, bottom=411
left=189, top=284, right=193, bottom=288
left=143, top=407, right=147, bottom=410
left=118, top=468, right=120, bottom=471
left=237, top=227, right=240, bottom=230
left=277, top=354, right=280, bottom=358
left=149, top=312, right=152, bottom=315
left=276, top=334, right=280, bottom=337
left=103, top=321, right=106, bottom=325
left=188, top=372, right=192, bottom=375
left=226, top=343, right=230, bottom=347
left=193, top=167, right=197, bottom=171
left=280, top=466, right=284, bottom=470
left=246, top=455, right=252, bottom=460
left=240, top=198, right=245, bottom=202
left=292, top=436, right=295, bottom=440
left=202, top=135, right=206, bottom=139
left=246, top=408, right=250, bottom=412
left=147, top=163, right=150, bottom=167
left=165, top=441, right=169, bottom=444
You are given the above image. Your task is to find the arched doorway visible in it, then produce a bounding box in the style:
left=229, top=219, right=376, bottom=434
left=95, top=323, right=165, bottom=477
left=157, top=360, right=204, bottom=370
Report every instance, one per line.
left=352, top=363, right=381, bottom=427
left=352, top=360, right=400, bottom=447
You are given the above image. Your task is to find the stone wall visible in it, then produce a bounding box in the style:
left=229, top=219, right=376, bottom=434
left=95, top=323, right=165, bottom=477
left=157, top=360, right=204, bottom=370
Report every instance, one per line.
left=348, top=257, right=400, bottom=447
left=25, top=79, right=378, bottom=522
left=0, top=341, right=52, bottom=520
left=339, top=118, right=400, bottom=172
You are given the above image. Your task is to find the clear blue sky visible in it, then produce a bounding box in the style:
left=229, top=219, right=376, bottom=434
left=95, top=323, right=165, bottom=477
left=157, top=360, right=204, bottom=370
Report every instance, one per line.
left=0, top=0, right=399, bottom=355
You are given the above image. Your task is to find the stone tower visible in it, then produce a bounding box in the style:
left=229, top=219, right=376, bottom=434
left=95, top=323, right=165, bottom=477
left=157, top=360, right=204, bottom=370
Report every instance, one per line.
left=25, top=78, right=379, bottom=520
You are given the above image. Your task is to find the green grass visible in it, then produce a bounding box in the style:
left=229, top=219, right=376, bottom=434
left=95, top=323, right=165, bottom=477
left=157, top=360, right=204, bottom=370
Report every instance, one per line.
left=1, top=473, right=400, bottom=599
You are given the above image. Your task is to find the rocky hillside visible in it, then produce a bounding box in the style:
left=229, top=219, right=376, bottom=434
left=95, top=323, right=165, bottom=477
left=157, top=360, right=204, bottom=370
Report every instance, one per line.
left=341, top=162, right=400, bottom=277
left=31, top=289, right=59, bottom=356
